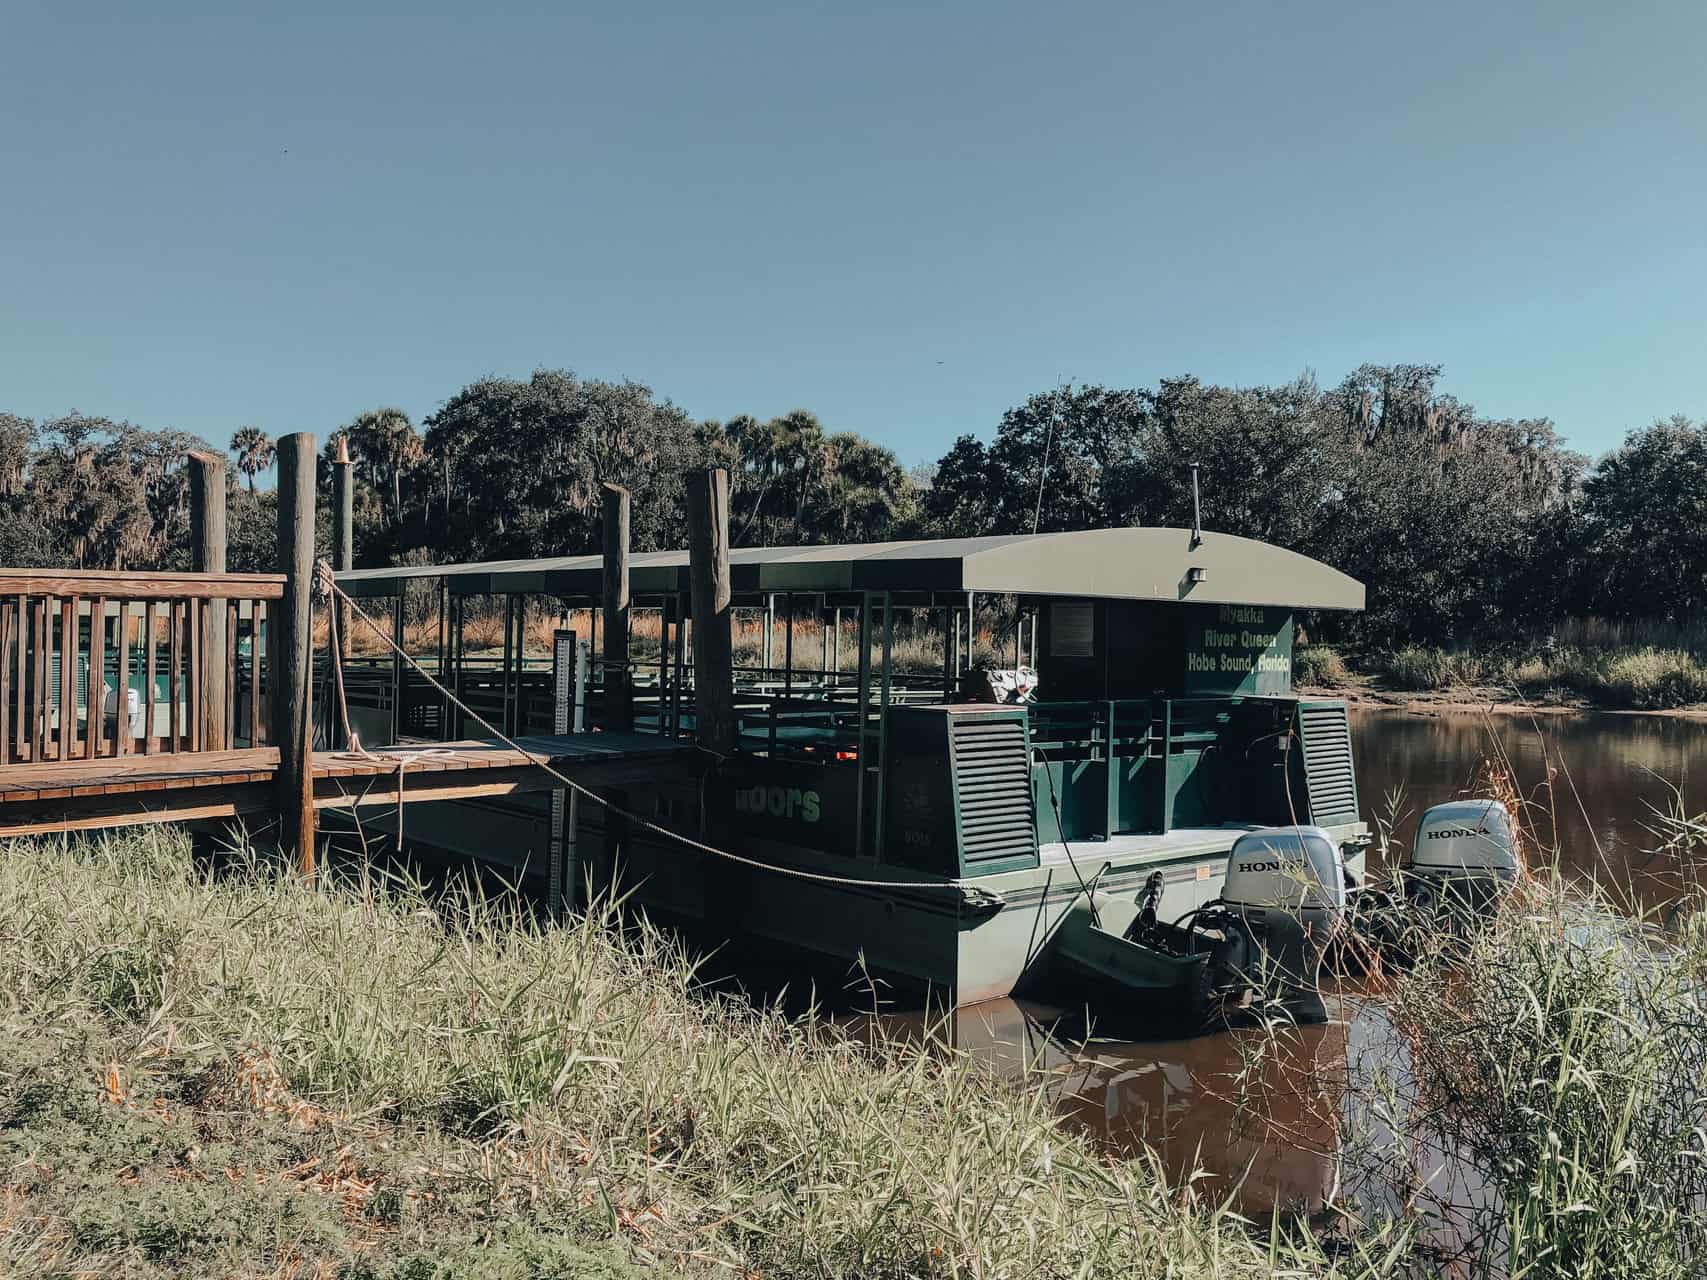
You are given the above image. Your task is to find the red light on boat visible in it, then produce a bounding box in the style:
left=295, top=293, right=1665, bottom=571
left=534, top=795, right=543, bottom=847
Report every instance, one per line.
left=835, top=749, right=859, bottom=762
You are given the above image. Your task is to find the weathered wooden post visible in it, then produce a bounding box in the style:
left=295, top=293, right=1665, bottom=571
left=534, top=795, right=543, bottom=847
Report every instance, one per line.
left=685, top=468, right=735, bottom=755
left=188, top=451, right=228, bottom=750
left=274, top=432, right=317, bottom=878
left=601, top=483, right=632, bottom=733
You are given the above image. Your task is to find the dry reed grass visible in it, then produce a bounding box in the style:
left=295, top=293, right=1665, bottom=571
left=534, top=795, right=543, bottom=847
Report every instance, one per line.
left=0, top=829, right=1381, bottom=1278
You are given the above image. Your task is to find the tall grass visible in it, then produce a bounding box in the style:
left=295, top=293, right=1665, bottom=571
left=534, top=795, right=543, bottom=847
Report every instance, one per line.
left=1361, top=643, right=1707, bottom=709
left=1368, top=877, right=1707, bottom=1277
left=9, top=822, right=1704, bottom=1277
left=0, top=830, right=1373, bottom=1278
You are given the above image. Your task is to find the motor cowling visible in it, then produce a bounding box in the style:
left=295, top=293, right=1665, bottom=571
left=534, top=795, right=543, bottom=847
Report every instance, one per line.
left=1213, top=826, right=1348, bottom=1023
left=1222, top=826, right=1348, bottom=922
left=1404, top=798, right=1519, bottom=917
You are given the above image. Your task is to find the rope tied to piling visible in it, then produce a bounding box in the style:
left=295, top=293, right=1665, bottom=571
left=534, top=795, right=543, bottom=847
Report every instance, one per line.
left=314, top=561, right=1005, bottom=903
left=316, top=563, right=461, bottom=845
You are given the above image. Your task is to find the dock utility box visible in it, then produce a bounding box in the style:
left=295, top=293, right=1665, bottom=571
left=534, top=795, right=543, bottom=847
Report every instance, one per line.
left=883, top=705, right=1039, bottom=878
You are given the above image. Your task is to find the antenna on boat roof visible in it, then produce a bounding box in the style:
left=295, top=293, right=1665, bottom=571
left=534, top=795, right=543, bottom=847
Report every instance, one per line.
left=1189, top=461, right=1203, bottom=549
left=1031, top=379, right=1067, bottom=536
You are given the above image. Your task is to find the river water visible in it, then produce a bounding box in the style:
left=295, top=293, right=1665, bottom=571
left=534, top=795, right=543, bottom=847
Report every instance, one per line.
left=951, top=707, right=1707, bottom=1225
left=1350, top=706, right=1707, bottom=910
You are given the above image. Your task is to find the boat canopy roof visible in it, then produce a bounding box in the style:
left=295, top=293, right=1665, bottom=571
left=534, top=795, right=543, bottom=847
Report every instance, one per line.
left=336, top=528, right=1364, bottom=611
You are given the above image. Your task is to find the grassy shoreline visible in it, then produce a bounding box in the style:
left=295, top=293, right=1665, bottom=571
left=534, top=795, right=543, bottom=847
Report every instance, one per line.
left=0, top=831, right=1353, bottom=1279
left=5, top=820, right=1707, bottom=1276
left=1296, top=639, right=1707, bottom=713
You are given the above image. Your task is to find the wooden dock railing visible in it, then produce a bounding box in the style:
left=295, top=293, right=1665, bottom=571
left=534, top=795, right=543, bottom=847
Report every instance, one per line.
left=0, top=569, right=286, bottom=764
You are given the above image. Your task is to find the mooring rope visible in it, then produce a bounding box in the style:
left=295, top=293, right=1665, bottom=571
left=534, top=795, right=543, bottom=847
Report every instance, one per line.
left=317, top=568, right=461, bottom=846
left=317, top=563, right=999, bottom=899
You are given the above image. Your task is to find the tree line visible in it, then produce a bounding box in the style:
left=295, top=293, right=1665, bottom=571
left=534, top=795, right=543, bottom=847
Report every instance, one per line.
left=1, top=362, right=1701, bottom=647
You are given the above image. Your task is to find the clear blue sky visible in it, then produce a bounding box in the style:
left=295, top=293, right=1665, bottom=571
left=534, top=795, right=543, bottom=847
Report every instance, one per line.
left=3, top=0, right=1703, bottom=467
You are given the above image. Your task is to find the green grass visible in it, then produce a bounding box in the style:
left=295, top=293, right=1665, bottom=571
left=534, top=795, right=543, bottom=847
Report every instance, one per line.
left=0, top=829, right=1368, bottom=1279
left=1374, top=885, right=1707, bottom=1277
left=7, top=820, right=1707, bottom=1277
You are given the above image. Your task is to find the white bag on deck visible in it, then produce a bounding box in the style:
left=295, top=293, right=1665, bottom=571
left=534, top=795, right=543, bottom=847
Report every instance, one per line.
left=967, top=667, right=1039, bottom=704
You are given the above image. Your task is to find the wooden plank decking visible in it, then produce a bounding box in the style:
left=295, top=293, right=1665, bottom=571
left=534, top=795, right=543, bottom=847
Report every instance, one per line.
left=0, top=732, right=699, bottom=838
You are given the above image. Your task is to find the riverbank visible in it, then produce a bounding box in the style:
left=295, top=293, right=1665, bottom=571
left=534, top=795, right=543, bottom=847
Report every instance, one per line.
left=1296, top=641, right=1707, bottom=716
left=0, top=830, right=1335, bottom=1278
left=3, top=826, right=1706, bottom=1275
left=1301, top=682, right=1707, bottom=721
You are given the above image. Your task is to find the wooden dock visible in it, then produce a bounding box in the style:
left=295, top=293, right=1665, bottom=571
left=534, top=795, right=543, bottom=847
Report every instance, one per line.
left=0, top=438, right=736, bottom=871
left=0, top=731, right=699, bottom=838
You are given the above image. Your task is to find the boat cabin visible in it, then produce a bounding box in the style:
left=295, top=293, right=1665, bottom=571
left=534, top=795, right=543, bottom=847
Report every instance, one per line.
left=336, top=527, right=1366, bottom=886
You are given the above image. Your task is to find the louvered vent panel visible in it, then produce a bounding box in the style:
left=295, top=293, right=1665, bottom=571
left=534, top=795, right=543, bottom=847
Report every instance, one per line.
left=1297, top=702, right=1359, bottom=826
left=951, top=717, right=1036, bottom=866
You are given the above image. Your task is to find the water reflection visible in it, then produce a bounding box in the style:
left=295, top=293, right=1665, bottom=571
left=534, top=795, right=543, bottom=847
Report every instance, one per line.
left=949, top=997, right=1348, bottom=1216
left=903, top=712, right=1705, bottom=1233
left=1352, top=708, right=1707, bottom=911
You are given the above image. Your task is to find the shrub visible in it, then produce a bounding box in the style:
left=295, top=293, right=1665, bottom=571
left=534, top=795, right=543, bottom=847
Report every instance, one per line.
left=1293, top=644, right=1349, bottom=687
left=1598, top=648, right=1707, bottom=709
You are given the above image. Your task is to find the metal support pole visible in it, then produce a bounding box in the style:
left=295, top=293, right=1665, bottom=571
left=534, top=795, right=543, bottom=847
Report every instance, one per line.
left=670, top=593, right=688, bottom=737
left=390, top=593, right=404, bottom=745
left=782, top=592, right=794, bottom=702
left=549, top=628, right=574, bottom=919
left=451, top=594, right=465, bottom=738
left=966, top=592, right=976, bottom=674
left=333, top=437, right=353, bottom=665
left=874, top=593, right=893, bottom=861
left=945, top=605, right=957, bottom=699
left=854, top=593, right=872, bottom=858
left=820, top=601, right=830, bottom=686
left=436, top=581, right=448, bottom=739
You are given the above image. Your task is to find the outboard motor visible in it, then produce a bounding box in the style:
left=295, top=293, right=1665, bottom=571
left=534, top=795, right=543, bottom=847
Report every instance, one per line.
left=1213, top=826, right=1347, bottom=1024
left=1405, top=799, right=1519, bottom=919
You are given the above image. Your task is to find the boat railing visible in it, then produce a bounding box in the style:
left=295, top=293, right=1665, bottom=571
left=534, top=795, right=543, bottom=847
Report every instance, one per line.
left=1025, top=696, right=1303, bottom=842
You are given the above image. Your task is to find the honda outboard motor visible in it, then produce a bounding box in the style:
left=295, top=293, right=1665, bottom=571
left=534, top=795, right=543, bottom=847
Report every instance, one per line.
left=1405, top=799, right=1519, bottom=918
left=1214, top=826, right=1347, bottom=1024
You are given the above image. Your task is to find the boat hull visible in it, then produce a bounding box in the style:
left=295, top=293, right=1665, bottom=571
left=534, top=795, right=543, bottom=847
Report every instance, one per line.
left=335, top=792, right=1367, bottom=1020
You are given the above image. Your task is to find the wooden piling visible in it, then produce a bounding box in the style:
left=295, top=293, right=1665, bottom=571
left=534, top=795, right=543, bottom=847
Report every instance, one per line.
left=332, top=435, right=354, bottom=663
left=601, top=483, right=632, bottom=733
left=188, top=451, right=228, bottom=749
left=685, top=468, right=735, bottom=755
left=273, top=432, right=317, bottom=877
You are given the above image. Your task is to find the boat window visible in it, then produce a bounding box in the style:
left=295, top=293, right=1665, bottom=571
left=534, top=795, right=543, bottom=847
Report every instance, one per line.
left=1050, top=601, right=1095, bottom=658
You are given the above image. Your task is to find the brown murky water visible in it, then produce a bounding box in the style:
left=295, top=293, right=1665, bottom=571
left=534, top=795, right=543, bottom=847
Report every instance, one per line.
left=951, top=708, right=1707, bottom=1221
left=1350, top=706, right=1707, bottom=909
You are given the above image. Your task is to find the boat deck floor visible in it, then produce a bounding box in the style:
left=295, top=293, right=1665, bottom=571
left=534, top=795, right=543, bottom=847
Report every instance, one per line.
left=1038, top=825, right=1262, bottom=868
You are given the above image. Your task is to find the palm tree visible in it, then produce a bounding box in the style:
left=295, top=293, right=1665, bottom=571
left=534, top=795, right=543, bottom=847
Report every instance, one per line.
left=343, top=408, right=421, bottom=528
left=230, top=426, right=275, bottom=493
left=771, top=410, right=829, bottom=538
